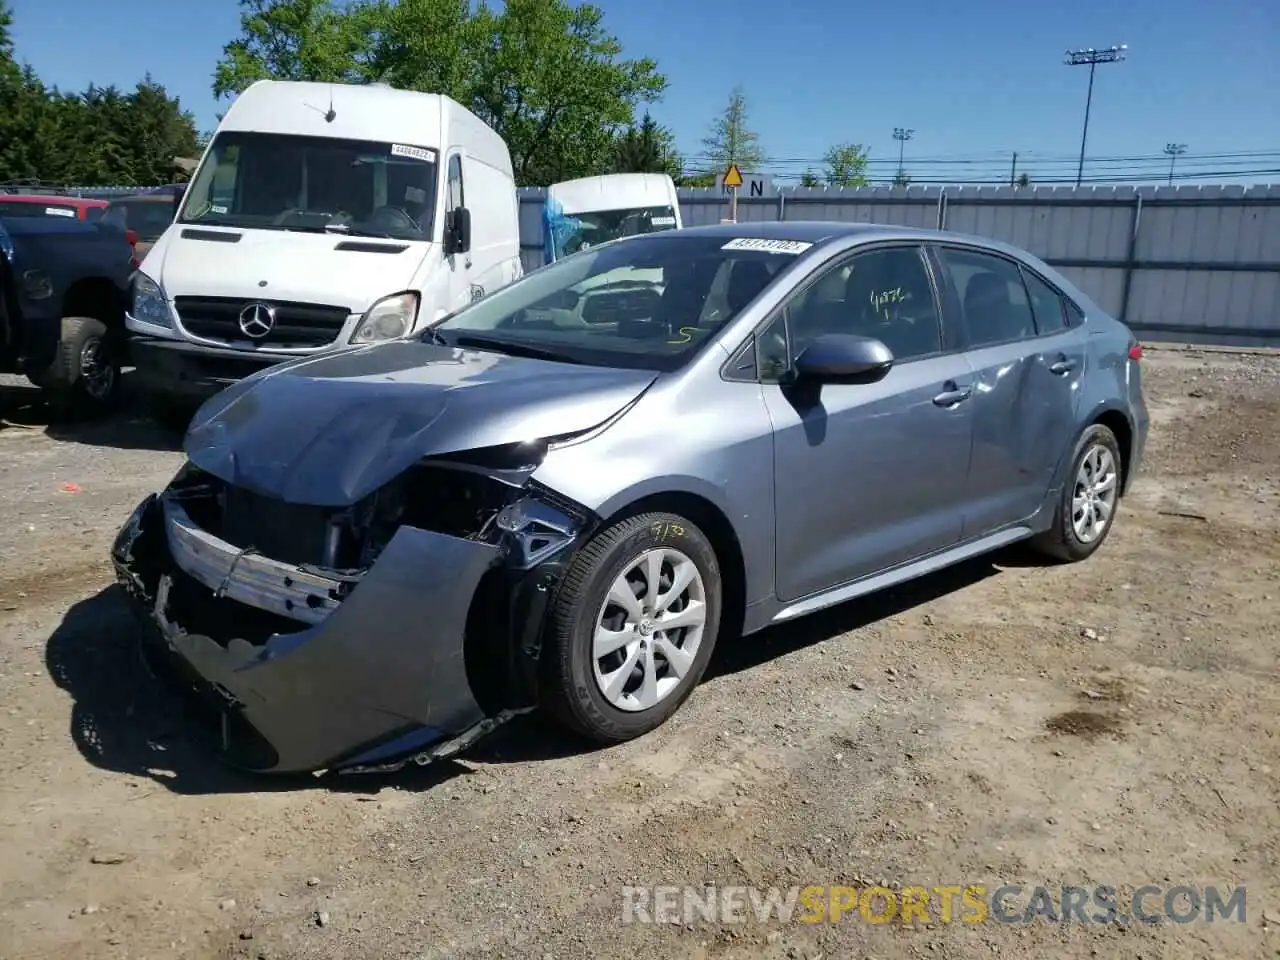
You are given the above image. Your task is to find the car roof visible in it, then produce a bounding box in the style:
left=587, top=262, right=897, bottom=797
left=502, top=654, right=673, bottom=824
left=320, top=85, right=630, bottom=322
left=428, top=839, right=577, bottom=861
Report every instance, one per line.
left=655, top=219, right=1032, bottom=257
left=110, top=193, right=176, bottom=204
left=0, top=194, right=107, bottom=207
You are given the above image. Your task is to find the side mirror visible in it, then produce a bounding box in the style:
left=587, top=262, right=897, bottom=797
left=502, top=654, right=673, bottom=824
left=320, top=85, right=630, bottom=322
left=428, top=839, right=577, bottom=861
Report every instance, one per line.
left=445, top=206, right=472, bottom=256
left=792, top=334, right=894, bottom=385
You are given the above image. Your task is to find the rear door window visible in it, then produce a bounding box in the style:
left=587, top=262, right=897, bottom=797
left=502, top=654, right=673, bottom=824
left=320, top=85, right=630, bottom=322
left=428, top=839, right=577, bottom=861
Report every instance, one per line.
left=1021, top=268, right=1068, bottom=334
left=937, top=248, right=1037, bottom=348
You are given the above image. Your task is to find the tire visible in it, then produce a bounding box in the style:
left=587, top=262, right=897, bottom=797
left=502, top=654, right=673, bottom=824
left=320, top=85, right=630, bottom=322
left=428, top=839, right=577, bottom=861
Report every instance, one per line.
left=28, top=316, right=121, bottom=416
left=1030, top=423, right=1124, bottom=563
left=541, top=511, right=722, bottom=743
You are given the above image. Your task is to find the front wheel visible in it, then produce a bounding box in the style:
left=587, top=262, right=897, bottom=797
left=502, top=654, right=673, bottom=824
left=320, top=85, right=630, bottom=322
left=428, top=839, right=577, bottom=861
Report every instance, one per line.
left=541, top=512, right=722, bottom=743
left=1030, top=423, right=1124, bottom=562
left=28, top=316, right=121, bottom=416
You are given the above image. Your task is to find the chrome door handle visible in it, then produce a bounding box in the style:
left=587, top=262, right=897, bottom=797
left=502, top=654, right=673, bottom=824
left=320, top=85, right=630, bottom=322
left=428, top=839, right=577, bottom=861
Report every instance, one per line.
left=932, top=386, right=973, bottom=406
left=1049, top=357, right=1077, bottom=375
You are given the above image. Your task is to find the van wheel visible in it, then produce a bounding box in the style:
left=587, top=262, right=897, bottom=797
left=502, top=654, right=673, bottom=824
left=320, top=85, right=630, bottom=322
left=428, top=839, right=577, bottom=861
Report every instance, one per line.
left=1030, top=424, right=1123, bottom=562
left=29, top=316, right=121, bottom=416
left=540, top=512, right=721, bottom=743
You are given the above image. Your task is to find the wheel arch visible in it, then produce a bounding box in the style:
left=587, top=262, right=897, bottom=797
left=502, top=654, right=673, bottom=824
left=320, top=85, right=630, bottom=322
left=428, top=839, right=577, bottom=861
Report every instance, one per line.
left=594, top=489, right=748, bottom=649
left=61, top=276, right=127, bottom=331
left=1090, top=407, right=1134, bottom=495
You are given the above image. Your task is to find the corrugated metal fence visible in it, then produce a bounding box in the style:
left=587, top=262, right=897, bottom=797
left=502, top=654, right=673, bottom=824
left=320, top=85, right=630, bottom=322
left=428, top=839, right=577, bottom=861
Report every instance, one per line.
left=518, top=184, right=1280, bottom=346
left=15, top=182, right=1276, bottom=345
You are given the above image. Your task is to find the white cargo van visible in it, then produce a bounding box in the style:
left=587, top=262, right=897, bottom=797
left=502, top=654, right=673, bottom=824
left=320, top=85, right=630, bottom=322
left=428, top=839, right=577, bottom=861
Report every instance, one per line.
left=542, top=173, right=680, bottom=262
left=126, top=80, right=522, bottom=423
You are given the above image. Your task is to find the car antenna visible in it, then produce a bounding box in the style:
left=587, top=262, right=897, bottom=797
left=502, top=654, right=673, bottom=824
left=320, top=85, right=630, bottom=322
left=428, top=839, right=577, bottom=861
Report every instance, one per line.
left=324, top=84, right=336, bottom=123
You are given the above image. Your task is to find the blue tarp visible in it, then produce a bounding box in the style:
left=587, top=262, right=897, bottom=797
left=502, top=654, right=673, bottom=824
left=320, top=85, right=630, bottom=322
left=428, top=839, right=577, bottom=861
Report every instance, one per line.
left=541, top=196, right=582, bottom=262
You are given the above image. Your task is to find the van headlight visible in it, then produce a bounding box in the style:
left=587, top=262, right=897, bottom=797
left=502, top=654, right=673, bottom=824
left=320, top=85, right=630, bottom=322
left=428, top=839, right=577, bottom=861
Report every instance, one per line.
left=352, top=292, right=420, bottom=344
left=132, top=272, right=173, bottom=328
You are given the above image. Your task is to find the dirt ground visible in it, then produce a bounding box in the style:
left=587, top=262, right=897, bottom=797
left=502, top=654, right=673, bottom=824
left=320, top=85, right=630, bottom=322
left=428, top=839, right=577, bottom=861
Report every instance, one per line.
left=1, top=346, right=1278, bottom=960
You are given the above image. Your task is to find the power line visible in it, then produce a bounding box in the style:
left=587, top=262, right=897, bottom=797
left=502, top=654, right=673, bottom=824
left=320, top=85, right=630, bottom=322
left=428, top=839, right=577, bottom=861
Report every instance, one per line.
left=679, top=149, right=1280, bottom=168
left=760, top=167, right=1280, bottom=185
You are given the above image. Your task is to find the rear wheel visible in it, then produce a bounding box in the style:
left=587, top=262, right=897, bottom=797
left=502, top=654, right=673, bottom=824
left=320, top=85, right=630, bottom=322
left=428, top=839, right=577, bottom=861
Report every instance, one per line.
left=541, top=512, right=722, bottom=743
left=28, top=316, right=121, bottom=416
left=1030, top=424, right=1123, bottom=562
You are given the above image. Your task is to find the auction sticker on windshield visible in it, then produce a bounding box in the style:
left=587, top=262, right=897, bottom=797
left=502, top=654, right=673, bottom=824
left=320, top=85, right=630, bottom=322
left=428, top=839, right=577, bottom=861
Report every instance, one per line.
left=721, top=238, right=813, bottom=254
left=390, top=144, right=437, bottom=162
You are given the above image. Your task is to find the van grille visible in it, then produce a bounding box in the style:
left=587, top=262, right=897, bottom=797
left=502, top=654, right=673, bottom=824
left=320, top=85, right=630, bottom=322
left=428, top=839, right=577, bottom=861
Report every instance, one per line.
left=174, top=296, right=351, bottom=347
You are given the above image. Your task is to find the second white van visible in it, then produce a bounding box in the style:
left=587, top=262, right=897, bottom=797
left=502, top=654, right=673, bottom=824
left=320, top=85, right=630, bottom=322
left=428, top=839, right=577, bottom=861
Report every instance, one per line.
left=543, top=173, right=681, bottom=263
left=126, top=80, right=522, bottom=424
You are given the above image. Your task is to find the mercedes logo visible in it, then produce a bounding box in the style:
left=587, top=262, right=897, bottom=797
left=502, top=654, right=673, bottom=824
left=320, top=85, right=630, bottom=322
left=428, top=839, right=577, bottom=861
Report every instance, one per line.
left=238, top=301, right=276, bottom=339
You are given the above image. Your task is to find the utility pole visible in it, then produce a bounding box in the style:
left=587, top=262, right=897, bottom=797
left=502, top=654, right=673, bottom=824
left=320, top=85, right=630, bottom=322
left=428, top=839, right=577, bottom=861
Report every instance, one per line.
left=1065, top=44, right=1128, bottom=187
left=1009, top=151, right=1018, bottom=186
left=893, top=127, right=914, bottom=185
left=1163, top=143, right=1187, bottom=185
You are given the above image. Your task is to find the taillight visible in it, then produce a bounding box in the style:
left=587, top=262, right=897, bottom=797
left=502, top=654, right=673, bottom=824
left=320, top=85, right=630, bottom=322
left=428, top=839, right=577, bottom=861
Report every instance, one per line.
left=1128, top=342, right=1143, bottom=361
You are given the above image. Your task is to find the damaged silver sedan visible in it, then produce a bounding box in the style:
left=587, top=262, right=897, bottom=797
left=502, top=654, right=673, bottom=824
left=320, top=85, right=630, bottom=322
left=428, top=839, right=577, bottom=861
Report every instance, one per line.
left=113, top=222, right=1148, bottom=774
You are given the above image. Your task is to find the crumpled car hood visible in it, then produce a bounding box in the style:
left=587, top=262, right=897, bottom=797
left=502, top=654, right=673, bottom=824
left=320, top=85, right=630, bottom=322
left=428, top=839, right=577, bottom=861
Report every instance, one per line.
left=184, top=339, right=657, bottom=506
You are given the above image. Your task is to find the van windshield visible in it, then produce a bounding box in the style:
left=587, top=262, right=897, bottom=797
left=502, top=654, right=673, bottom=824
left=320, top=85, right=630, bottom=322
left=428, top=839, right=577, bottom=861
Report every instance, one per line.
left=547, top=204, right=678, bottom=259
left=178, top=131, right=438, bottom=242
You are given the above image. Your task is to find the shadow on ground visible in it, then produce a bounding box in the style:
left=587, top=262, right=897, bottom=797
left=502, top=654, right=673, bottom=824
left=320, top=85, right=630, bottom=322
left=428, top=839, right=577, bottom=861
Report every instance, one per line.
left=0, top=371, right=183, bottom=453
left=46, top=551, right=1032, bottom=796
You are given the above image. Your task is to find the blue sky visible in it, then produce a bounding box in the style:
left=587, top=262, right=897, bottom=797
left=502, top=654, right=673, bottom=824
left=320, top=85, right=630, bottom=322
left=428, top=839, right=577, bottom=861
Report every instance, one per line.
left=9, top=0, right=1279, bottom=184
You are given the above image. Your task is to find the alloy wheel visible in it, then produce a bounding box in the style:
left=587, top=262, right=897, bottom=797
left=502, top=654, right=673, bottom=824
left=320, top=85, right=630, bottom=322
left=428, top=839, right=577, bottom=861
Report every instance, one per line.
left=592, top=547, right=708, bottom=712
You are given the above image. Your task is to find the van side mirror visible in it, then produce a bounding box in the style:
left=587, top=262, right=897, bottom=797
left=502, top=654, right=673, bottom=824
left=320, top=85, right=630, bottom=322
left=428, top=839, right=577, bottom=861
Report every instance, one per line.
left=445, top=206, right=472, bottom=256
left=792, top=334, right=894, bottom=385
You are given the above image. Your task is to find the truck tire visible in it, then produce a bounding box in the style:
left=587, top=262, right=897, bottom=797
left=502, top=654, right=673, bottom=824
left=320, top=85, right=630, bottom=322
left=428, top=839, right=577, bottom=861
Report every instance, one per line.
left=28, top=316, right=121, bottom=416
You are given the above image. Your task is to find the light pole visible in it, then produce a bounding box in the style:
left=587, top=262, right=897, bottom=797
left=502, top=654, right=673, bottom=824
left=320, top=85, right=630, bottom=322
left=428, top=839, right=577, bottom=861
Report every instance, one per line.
left=893, top=127, right=914, bottom=185
left=1065, top=44, right=1127, bottom=187
left=1164, top=143, right=1188, bottom=185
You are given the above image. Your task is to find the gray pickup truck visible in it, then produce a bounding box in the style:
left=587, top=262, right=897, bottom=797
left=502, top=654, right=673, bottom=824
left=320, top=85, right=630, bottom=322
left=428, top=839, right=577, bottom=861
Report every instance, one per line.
left=0, top=216, right=134, bottom=414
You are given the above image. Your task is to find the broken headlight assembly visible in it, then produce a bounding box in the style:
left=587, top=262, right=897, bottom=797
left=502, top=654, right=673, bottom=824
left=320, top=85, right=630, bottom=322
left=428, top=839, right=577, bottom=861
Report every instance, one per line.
left=352, top=438, right=589, bottom=569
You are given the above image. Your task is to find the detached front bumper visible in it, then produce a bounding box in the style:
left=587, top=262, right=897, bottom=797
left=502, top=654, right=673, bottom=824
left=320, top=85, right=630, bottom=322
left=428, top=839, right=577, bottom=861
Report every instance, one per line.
left=111, top=492, right=526, bottom=774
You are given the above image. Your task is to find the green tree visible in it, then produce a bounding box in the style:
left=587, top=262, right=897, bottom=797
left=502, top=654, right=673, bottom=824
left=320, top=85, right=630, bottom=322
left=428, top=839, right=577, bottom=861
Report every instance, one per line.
left=799, top=170, right=821, bottom=188
left=213, top=0, right=380, bottom=100
left=675, top=171, right=715, bottom=188
left=822, top=142, right=869, bottom=188
left=361, top=0, right=476, bottom=99
left=892, top=171, right=911, bottom=187
left=0, top=3, right=200, bottom=185
left=698, top=85, right=764, bottom=176
left=612, top=111, right=681, bottom=178
left=127, top=75, right=202, bottom=183
left=464, top=0, right=665, bottom=184
left=212, top=0, right=666, bottom=186
left=0, top=65, right=52, bottom=183
left=1016, top=171, right=1031, bottom=188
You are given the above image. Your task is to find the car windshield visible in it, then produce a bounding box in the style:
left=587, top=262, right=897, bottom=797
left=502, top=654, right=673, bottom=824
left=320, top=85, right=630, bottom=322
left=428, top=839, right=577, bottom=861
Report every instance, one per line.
left=103, top=197, right=176, bottom=241
left=548, top=204, right=678, bottom=259
left=430, top=234, right=805, bottom=372
left=0, top=200, right=79, bottom=219
left=177, top=131, right=438, bottom=242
